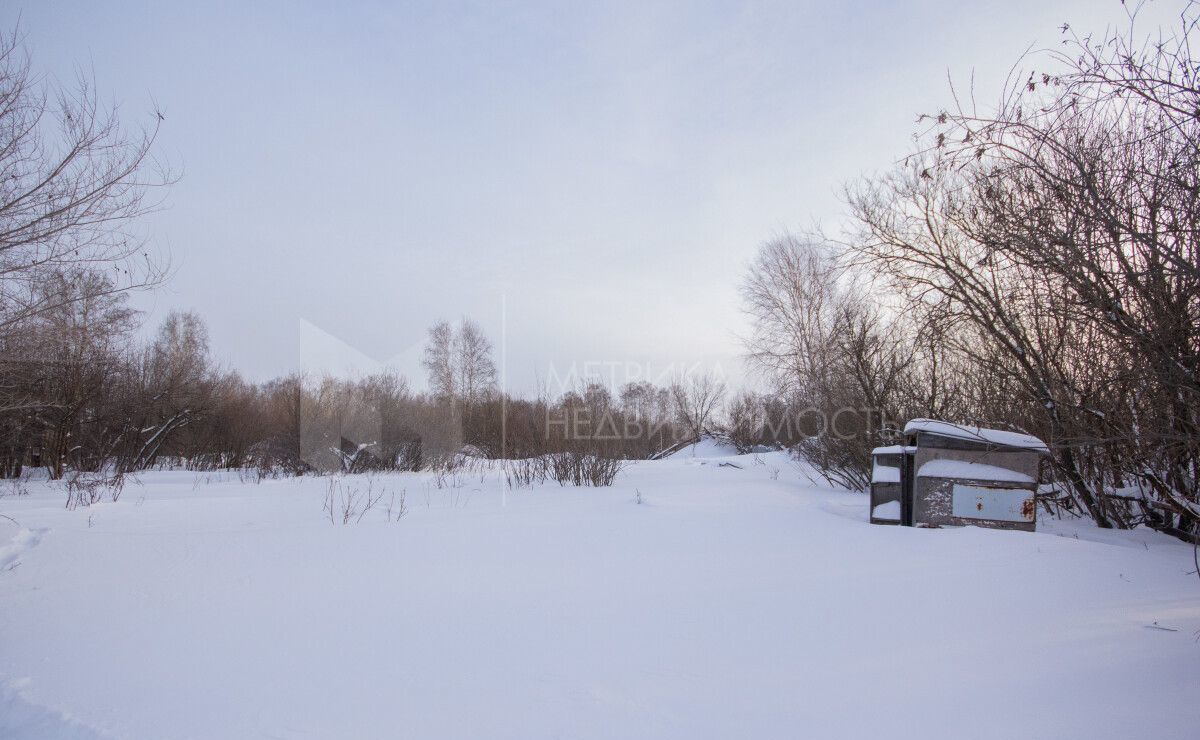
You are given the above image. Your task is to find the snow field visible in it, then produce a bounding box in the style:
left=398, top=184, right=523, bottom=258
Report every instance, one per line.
left=1, top=451, right=1197, bottom=740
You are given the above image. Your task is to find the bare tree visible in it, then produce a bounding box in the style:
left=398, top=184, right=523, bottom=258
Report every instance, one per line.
left=0, top=26, right=172, bottom=334
left=0, top=269, right=136, bottom=478
left=422, top=320, right=455, bottom=401
left=741, top=235, right=848, bottom=402
left=422, top=316, right=497, bottom=418
left=670, top=370, right=726, bottom=439
left=0, top=24, right=171, bottom=478
left=30, top=270, right=136, bottom=478
left=725, top=390, right=768, bottom=452
left=740, top=234, right=916, bottom=488
left=453, top=318, right=497, bottom=406
left=116, top=311, right=214, bottom=471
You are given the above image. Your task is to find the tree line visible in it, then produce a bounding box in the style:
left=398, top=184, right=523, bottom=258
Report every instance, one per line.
left=0, top=298, right=737, bottom=479
left=2, top=4, right=1197, bottom=544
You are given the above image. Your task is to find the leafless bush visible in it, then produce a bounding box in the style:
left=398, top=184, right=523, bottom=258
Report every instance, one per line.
left=65, top=471, right=125, bottom=510
left=322, top=476, right=387, bottom=524
left=429, top=455, right=466, bottom=490
left=504, top=457, right=547, bottom=488
left=394, top=439, right=423, bottom=472
left=245, top=437, right=309, bottom=478
left=385, top=489, right=408, bottom=522
left=547, top=451, right=625, bottom=487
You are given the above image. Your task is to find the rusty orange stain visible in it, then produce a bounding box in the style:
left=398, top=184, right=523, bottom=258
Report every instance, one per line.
left=1021, top=498, right=1035, bottom=520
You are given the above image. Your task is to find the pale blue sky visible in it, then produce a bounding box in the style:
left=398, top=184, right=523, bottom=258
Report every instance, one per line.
left=3, top=1, right=1180, bottom=392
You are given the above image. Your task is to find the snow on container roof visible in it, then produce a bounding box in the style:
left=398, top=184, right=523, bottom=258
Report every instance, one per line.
left=872, top=466, right=901, bottom=484
left=903, top=419, right=1048, bottom=453
left=871, top=445, right=914, bottom=455
left=917, top=459, right=1035, bottom=484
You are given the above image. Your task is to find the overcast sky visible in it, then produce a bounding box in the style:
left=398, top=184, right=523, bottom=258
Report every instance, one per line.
left=4, top=1, right=1181, bottom=394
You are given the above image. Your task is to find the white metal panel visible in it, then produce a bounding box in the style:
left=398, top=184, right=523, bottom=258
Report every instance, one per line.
left=951, top=484, right=1035, bottom=522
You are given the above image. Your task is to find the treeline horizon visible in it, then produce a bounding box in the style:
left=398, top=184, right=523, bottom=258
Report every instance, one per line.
left=1, top=5, right=1197, bottom=543
left=1, top=306, right=756, bottom=481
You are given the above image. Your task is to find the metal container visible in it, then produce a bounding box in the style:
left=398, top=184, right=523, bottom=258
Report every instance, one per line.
left=869, top=445, right=909, bottom=525
left=900, top=419, right=1046, bottom=532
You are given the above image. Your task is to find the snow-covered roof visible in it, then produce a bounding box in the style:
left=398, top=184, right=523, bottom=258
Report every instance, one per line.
left=871, top=445, right=914, bottom=455
left=903, top=419, right=1048, bottom=453
left=666, top=436, right=739, bottom=460
left=871, top=466, right=901, bottom=484
left=917, top=459, right=1035, bottom=484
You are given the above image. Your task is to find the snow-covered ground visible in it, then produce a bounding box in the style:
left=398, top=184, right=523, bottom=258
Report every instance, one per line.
left=1, top=451, right=1197, bottom=740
